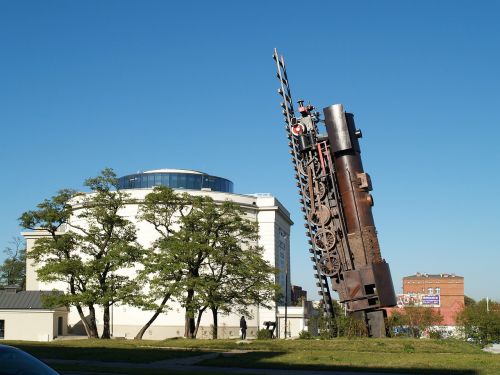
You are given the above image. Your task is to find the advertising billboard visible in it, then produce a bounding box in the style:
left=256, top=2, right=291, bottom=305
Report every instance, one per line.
left=421, top=294, right=440, bottom=306
left=397, top=293, right=440, bottom=308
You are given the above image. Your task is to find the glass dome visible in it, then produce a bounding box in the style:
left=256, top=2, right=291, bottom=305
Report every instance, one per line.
left=117, top=169, right=234, bottom=193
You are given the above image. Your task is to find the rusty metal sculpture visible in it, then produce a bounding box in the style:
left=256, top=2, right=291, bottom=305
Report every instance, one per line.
left=273, top=49, right=396, bottom=337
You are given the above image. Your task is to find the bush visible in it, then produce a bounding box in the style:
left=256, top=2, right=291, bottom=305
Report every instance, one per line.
left=428, top=329, right=443, bottom=340
left=256, top=329, right=272, bottom=340
left=298, top=330, right=313, bottom=339
left=457, top=299, right=500, bottom=346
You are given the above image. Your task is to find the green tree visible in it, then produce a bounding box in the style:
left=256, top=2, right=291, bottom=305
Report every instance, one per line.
left=188, top=199, right=278, bottom=339
left=457, top=299, right=500, bottom=346
left=464, top=295, right=476, bottom=307
left=20, top=168, right=142, bottom=339
left=132, top=187, right=278, bottom=339
left=0, top=237, right=26, bottom=289
left=131, top=186, right=190, bottom=339
left=388, top=307, right=443, bottom=338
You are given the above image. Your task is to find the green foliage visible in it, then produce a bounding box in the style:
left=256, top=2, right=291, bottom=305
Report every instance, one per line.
left=403, top=343, right=415, bottom=353
left=132, top=187, right=278, bottom=339
left=19, top=168, right=142, bottom=339
left=428, top=329, right=443, bottom=339
left=308, top=301, right=368, bottom=338
left=256, top=329, right=273, bottom=339
left=457, top=299, right=500, bottom=346
left=388, top=307, right=443, bottom=338
left=464, top=295, right=476, bottom=307
left=298, top=330, right=313, bottom=339
left=0, top=237, right=26, bottom=289
left=308, top=301, right=334, bottom=339
left=335, top=314, right=369, bottom=337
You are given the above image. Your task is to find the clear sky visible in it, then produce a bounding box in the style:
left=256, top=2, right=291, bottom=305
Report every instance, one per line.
left=1, top=1, right=499, bottom=301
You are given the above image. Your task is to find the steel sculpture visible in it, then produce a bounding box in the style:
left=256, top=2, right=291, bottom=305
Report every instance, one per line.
left=273, top=49, right=396, bottom=337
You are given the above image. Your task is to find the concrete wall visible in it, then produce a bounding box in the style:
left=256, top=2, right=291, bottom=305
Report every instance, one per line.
left=0, top=309, right=68, bottom=341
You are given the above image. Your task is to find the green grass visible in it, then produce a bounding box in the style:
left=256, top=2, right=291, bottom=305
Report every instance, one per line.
left=5, top=338, right=205, bottom=363
left=4, top=338, right=500, bottom=375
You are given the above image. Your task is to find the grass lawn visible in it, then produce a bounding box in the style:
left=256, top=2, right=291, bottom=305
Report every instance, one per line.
left=4, top=338, right=205, bottom=363
left=4, top=337, right=499, bottom=375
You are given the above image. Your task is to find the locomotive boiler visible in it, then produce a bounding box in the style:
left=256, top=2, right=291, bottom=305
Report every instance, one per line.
left=273, top=49, right=396, bottom=337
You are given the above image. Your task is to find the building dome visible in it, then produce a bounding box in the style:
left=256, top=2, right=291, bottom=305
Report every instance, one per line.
left=117, top=169, right=234, bottom=193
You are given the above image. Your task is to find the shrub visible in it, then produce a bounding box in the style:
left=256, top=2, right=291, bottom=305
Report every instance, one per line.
left=428, top=329, right=443, bottom=340
left=457, top=299, right=500, bottom=346
left=256, top=329, right=272, bottom=340
left=403, top=343, right=415, bottom=353
left=298, top=330, right=313, bottom=339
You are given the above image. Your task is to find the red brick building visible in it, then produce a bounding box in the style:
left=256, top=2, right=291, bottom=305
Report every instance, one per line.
left=400, top=273, right=464, bottom=325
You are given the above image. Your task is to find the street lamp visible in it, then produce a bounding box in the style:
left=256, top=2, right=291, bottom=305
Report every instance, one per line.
left=282, top=232, right=289, bottom=339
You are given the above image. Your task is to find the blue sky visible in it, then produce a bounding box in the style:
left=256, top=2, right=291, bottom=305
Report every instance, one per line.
left=0, top=1, right=499, bottom=300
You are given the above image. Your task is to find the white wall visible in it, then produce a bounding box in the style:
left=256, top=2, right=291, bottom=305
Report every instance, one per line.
left=24, top=188, right=292, bottom=339
left=0, top=310, right=67, bottom=341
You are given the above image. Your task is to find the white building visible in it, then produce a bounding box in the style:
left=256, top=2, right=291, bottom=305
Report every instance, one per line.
left=0, top=287, right=68, bottom=341
left=23, top=169, right=292, bottom=340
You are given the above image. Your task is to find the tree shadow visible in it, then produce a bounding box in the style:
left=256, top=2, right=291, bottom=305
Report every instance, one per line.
left=11, top=343, right=206, bottom=363
left=200, top=351, right=480, bottom=374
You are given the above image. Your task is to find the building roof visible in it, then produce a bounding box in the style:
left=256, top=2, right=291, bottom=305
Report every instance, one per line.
left=143, top=168, right=203, bottom=175
left=117, top=169, right=234, bottom=193
left=404, top=273, right=463, bottom=279
left=0, top=290, right=62, bottom=310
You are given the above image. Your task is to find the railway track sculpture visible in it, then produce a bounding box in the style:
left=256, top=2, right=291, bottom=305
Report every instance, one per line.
left=273, top=49, right=396, bottom=337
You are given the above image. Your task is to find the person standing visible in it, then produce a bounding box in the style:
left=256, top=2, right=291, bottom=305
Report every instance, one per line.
left=240, top=316, right=247, bottom=340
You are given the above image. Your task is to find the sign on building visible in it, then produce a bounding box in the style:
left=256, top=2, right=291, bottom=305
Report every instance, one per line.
left=397, top=293, right=440, bottom=308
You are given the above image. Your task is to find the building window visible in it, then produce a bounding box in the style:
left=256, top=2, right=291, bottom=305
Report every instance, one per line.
left=0, top=320, right=4, bottom=339
left=428, top=287, right=433, bottom=294
left=436, top=287, right=441, bottom=294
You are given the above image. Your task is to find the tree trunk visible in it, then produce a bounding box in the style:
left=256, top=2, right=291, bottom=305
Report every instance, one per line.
left=75, top=304, right=92, bottom=338
left=134, top=293, right=172, bottom=340
left=88, top=304, right=99, bottom=338
left=101, top=304, right=111, bottom=339
left=185, top=313, right=196, bottom=338
left=194, top=305, right=208, bottom=338
left=211, top=307, right=218, bottom=339
left=69, top=278, right=94, bottom=338
left=184, top=288, right=196, bottom=338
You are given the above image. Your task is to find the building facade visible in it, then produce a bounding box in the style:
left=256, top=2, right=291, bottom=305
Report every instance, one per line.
left=0, top=288, right=68, bottom=341
left=23, top=169, right=293, bottom=340
left=398, top=273, right=465, bottom=326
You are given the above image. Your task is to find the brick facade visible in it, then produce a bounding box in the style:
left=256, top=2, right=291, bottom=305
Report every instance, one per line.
left=402, top=273, right=464, bottom=325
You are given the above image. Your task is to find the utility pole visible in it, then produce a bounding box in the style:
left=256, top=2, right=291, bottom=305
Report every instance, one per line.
left=284, top=234, right=289, bottom=339
left=284, top=267, right=288, bottom=339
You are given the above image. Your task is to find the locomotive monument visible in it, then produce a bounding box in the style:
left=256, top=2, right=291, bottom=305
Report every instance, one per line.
left=273, top=49, right=397, bottom=337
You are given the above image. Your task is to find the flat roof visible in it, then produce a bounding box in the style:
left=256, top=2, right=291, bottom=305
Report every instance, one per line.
left=404, top=273, right=463, bottom=279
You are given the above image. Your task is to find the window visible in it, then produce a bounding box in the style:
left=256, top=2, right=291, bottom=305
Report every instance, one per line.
left=0, top=320, right=4, bottom=339
left=436, top=287, right=441, bottom=294
left=428, top=287, right=433, bottom=294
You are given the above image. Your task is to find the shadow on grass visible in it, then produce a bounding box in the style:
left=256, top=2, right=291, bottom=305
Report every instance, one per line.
left=201, top=351, right=481, bottom=375
left=11, top=343, right=206, bottom=363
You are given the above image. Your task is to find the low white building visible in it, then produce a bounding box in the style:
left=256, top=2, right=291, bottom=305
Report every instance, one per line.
left=0, top=287, right=68, bottom=341
left=276, top=301, right=318, bottom=339
left=23, top=169, right=293, bottom=340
